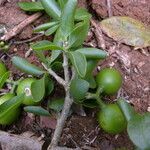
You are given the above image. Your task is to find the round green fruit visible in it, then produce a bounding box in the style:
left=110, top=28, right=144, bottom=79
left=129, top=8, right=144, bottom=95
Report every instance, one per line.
left=16, top=78, right=38, bottom=106
left=0, top=93, right=20, bottom=125
left=98, top=103, right=127, bottom=134
left=0, top=61, right=7, bottom=77
left=96, top=68, right=122, bottom=95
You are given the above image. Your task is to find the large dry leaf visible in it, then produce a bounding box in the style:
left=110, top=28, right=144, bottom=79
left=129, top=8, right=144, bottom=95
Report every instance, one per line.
left=100, top=16, right=150, bottom=48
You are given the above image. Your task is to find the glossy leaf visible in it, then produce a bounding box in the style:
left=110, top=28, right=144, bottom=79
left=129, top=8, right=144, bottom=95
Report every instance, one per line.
left=0, top=94, right=24, bottom=117
left=40, top=0, right=61, bottom=20
left=57, top=0, right=68, bottom=9
left=70, top=78, right=89, bottom=103
left=34, top=21, right=59, bottom=32
left=77, top=48, right=107, bottom=59
left=68, top=19, right=90, bottom=48
left=117, top=98, right=136, bottom=122
left=34, top=50, right=47, bottom=64
left=48, top=98, right=64, bottom=112
left=0, top=72, right=10, bottom=89
left=51, top=61, right=62, bottom=71
left=45, top=24, right=59, bottom=36
left=127, top=113, right=150, bottom=149
left=45, top=75, right=54, bottom=96
left=75, top=8, right=91, bottom=21
left=31, top=40, right=63, bottom=51
left=18, top=2, right=44, bottom=11
left=69, top=51, right=87, bottom=77
left=100, top=16, right=150, bottom=48
left=83, top=99, right=98, bottom=108
left=59, top=0, right=77, bottom=39
left=31, top=76, right=45, bottom=102
left=24, top=106, right=50, bottom=116
left=48, top=50, right=62, bottom=65
left=83, top=60, right=98, bottom=88
left=12, top=56, right=44, bottom=76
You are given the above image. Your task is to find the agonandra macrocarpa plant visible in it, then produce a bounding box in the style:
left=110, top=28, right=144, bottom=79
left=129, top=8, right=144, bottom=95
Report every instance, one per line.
left=14, top=0, right=108, bottom=148
left=0, top=0, right=148, bottom=150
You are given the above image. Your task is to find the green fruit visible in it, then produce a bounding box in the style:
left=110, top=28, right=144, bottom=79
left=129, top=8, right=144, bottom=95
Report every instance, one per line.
left=96, top=68, right=122, bottom=95
left=16, top=78, right=38, bottom=105
left=0, top=93, right=20, bottom=125
left=98, top=104, right=127, bottom=134
left=0, top=61, right=7, bottom=77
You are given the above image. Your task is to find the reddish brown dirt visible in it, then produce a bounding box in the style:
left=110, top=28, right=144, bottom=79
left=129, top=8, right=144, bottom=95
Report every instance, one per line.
left=0, top=0, right=150, bottom=149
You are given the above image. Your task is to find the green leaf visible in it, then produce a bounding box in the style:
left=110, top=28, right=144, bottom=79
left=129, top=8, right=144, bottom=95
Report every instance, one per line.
left=82, top=99, right=98, bottom=108
left=69, top=51, right=87, bottom=77
left=34, top=21, right=59, bottom=32
left=127, top=113, right=150, bottom=150
left=40, top=0, right=61, bottom=20
left=59, top=0, right=77, bottom=39
left=31, top=76, right=45, bottom=102
left=48, top=50, right=62, bottom=65
left=0, top=72, right=10, bottom=89
left=51, top=61, right=62, bottom=71
left=57, top=0, right=68, bottom=9
left=75, top=8, right=91, bottom=21
left=0, top=94, right=24, bottom=117
left=77, top=48, right=107, bottom=59
left=68, top=19, right=90, bottom=48
left=18, top=2, right=44, bottom=11
left=70, top=78, right=89, bottom=103
left=100, top=16, right=150, bottom=48
left=45, top=75, right=54, bottom=96
left=12, top=56, right=44, bottom=76
left=31, top=40, right=63, bottom=51
left=48, top=98, right=64, bottom=112
left=117, top=98, right=136, bottom=122
left=45, top=24, right=59, bottom=36
left=83, top=60, right=98, bottom=89
left=34, top=50, right=47, bottom=64
left=24, top=106, right=50, bottom=116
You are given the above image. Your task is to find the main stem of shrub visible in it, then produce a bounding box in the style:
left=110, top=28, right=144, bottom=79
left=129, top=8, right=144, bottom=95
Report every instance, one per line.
left=45, top=52, right=74, bottom=150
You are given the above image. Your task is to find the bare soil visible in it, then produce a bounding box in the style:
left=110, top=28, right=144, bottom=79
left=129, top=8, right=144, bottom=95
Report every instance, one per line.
left=0, top=0, right=149, bottom=149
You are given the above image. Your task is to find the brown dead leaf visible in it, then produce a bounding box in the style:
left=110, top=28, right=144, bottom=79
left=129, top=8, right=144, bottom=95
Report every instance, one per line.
left=100, top=16, right=150, bottom=48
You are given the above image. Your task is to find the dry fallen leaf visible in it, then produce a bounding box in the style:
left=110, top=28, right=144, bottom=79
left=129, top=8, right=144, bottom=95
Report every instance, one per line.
left=100, top=16, right=150, bottom=48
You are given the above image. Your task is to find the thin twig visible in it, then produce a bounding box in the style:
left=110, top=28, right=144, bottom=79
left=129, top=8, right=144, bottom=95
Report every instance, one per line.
left=90, top=19, right=106, bottom=49
left=48, top=53, right=74, bottom=149
left=1, top=12, right=42, bottom=41
left=63, top=52, right=70, bottom=83
left=42, top=63, right=66, bottom=87
left=106, top=0, right=113, bottom=17
left=13, top=33, right=44, bottom=44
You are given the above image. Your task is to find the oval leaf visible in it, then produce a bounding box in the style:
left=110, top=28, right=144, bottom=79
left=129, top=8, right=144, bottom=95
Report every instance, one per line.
left=12, top=56, right=44, bottom=76
left=127, top=113, right=150, bottom=149
left=34, top=21, right=59, bottom=32
left=100, top=16, right=150, bottom=48
left=31, top=76, right=45, bottom=102
left=18, top=2, right=44, bottom=12
left=45, top=75, right=54, bottom=96
left=59, top=0, right=77, bottom=38
left=69, top=51, right=87, bottom=77
left=70, top=78, right=89, bottom=103
left=48, top=98, right=64, bottom=112
left=68, top=19, right=90, bottom=48
left=45, top=24, right=59, bottom=36
left=0, top=94, right=24, bottom=117
left=77, top=48, right=107, bottom=59
left=0, top=71, right=10, bottom=89
left=40, top=0, right=61, bottom=20
left=75, top=8, right=91, bottom=21
left=31, top=40, right=63, bottom=51
left=24, top=106, right=50, bottom=116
